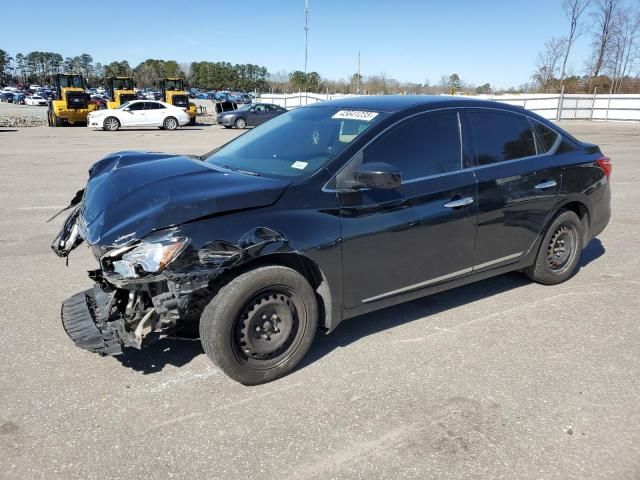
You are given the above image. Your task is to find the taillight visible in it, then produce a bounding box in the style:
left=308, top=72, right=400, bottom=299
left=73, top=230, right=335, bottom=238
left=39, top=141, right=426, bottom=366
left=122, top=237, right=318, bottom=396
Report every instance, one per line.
left=596, top=156, right=612, bottom=178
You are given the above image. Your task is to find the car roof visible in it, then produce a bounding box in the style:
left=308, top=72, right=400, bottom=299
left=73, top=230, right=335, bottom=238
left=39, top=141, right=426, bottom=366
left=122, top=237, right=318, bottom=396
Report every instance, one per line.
left=306, top=95, right=524, bottom=114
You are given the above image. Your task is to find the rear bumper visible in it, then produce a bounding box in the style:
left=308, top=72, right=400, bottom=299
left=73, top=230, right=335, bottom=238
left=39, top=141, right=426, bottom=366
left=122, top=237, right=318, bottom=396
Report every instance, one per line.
left=587, top=178, right=612, bottom=242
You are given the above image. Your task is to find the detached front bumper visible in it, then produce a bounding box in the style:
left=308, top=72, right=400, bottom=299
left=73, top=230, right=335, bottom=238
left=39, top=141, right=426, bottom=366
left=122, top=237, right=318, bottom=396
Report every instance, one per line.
left=61, top=286, right=125, bottom=355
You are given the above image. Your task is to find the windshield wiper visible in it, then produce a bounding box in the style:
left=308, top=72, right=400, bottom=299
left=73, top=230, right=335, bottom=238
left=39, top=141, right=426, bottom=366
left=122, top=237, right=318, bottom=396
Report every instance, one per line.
left=219, top=164, right=261, bottom=176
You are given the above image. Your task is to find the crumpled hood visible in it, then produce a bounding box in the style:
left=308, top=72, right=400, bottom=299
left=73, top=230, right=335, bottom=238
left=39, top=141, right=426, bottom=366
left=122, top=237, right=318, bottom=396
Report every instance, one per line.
left=78, top=151, right=290, bottom=247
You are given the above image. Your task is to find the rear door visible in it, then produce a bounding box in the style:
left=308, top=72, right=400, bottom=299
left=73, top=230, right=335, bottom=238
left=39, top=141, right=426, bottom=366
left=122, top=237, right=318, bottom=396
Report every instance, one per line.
left=144, top=101, right=165, bottom=126
left=339, top=110, right=478, bottom=308
left=464, top=109, right=561, bottom=272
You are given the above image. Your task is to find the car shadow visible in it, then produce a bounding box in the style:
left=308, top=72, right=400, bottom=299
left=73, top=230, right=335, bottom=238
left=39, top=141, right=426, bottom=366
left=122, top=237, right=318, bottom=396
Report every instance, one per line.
left=112, top=337, right=204, bottom=374
left=579, top=238, right=605, bottom=267
left=301, top=238, right=606, bottom=371
left=112, top=239, right=606, bottom=375
left=0, top=129, right=18, bottom=132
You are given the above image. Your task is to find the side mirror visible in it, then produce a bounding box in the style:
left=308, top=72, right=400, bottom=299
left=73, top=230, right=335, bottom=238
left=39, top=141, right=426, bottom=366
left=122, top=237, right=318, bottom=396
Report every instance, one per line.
left=353, top=162, right=402, bottom=190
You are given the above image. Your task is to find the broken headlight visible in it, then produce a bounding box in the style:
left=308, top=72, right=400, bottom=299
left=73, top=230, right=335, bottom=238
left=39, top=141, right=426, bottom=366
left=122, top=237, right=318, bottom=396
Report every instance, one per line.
left=104, top=230, right=190, bottom=279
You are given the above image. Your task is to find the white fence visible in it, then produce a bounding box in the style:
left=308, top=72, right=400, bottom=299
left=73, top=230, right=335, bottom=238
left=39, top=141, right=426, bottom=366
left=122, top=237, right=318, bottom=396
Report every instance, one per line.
left=255, top=92, right=640, bottom=122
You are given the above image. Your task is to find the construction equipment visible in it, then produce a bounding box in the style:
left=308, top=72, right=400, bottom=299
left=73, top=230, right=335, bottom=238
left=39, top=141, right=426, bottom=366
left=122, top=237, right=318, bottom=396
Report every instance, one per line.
left=160, top=78, right=197, bottom=125
left=106, top=77, right=137, bottom=109
left=47, top=74, right=97, bottom=127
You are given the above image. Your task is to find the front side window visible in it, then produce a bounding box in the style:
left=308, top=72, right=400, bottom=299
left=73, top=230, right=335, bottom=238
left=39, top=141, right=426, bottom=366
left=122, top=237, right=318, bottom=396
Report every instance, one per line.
left=363, top=112, right=462, bottom=181
left=205, top=106, right=385, bottom=178
left=469, top=111, right=536, bottom=165
left=128, top=102, right=145, bottom=111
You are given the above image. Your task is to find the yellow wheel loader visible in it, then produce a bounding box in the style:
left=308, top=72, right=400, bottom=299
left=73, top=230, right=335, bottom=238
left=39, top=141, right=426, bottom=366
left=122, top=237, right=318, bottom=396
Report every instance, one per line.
left=160, top=78, right=197, bottom=125
left=106, top=77, right=137, bottom=109
left=48, top=74, right=97, bottom=127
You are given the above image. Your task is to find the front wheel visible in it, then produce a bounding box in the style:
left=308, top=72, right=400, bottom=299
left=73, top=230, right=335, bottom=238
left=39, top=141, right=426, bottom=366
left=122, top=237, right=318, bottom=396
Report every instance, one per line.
left=103, top=116, right=120, bottom=131
left=163, top=116, right=178, bottom=130
left=234, top=117, right=247, bottom=129
left=525, top=209, right=584, bottom=285
left=200, top=266, right=318, bottom=385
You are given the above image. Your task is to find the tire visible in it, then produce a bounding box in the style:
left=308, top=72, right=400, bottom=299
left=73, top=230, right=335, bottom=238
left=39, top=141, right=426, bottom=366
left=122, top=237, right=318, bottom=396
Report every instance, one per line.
left=525, top=209, right=584, bottom=285
left=200, top=266, right=318, bottom=385
left=103, top=116, right=120, bottom=131
left=189, top=116, right=196, bottom=126
left=163, top=116, right=178, bottom=130
left=54, top=116, right=64, bottom=127
left=234, top=117, right=247, bottom=129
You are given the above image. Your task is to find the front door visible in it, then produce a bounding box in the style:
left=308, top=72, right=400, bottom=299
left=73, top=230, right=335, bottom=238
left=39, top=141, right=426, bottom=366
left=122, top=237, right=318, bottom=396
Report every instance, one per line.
left=464, top=109, right=562, bottom=271
left=125, top=101, right=147, bottom=126
left=339, top=111, right=478, bottom=308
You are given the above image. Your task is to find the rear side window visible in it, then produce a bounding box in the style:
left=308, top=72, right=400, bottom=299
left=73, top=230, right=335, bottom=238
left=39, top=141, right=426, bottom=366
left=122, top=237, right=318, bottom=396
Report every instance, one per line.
left=363, top=112, right=461, bottom=181
left=469, top=111, right=536, bottom=165
left=531, top=120, right=559, bottom=153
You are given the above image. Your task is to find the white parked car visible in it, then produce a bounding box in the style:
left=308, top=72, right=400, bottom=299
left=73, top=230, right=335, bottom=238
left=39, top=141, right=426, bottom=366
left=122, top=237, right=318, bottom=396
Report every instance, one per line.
left=25, top=95, right=48, bottom=106
left=87, top=100, right=191, bottom=131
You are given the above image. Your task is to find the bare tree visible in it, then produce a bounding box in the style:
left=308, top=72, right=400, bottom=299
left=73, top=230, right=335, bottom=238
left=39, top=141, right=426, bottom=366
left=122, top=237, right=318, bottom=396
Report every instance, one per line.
left=590, top=0, right=619, bottom=79
left=533, top=37, right=567, bottom=91
left=560, top=0, right=592, bottom=83
left=606, top=7, right=640, bottom=92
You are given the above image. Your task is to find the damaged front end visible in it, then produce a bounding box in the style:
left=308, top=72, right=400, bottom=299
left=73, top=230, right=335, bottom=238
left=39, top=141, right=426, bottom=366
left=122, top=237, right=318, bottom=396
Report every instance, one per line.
left=56, top=228, right=198, bottom=355
left=52, top=151, right=292, bottom=356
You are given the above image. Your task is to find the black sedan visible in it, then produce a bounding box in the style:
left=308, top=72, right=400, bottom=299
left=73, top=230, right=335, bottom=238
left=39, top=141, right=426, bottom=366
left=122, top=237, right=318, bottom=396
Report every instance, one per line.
left=52, top=96, right=611, bottom=385
left=217, top=103, right=287, bottom=128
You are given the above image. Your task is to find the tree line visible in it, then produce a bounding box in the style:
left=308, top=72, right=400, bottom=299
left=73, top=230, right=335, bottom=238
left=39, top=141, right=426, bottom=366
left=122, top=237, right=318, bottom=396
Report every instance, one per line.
left=0, top=48, right=499, bottom=95
left=0, top=51, right=273, bottom=92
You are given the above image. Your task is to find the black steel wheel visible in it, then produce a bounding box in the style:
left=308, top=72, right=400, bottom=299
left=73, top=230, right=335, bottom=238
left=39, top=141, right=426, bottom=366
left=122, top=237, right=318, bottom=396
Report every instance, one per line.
left=200, top=266, right=318, bottom=385
left=525, top=209, right=584, bottom=285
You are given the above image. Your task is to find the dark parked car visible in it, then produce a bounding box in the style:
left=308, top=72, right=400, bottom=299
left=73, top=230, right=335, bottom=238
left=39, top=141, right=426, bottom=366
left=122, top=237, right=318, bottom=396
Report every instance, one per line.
left=0, top=92, right=15, bottom=103
left=52, top=96, right=611, bottom=385
left=217, top=103, right=286, bottom=128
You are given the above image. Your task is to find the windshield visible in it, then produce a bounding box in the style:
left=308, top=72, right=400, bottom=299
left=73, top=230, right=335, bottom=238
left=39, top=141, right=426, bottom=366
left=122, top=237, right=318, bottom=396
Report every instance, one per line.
left=205, top=106, right=385, bottom=177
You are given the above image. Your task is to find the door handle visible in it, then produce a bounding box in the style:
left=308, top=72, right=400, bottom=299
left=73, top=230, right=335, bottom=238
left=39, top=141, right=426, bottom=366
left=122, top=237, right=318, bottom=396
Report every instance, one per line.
left=534, top=179, right=557, bottom=190
left=444, top=196, right=474, bottom=208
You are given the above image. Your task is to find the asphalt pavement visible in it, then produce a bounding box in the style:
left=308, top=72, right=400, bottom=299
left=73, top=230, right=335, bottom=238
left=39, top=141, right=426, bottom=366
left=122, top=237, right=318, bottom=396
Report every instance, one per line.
left=0, top=121, right=638, bottom=480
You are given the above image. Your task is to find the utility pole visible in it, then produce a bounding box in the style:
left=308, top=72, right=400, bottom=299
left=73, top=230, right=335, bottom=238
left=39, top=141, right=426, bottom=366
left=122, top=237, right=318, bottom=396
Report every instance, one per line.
left=357, top=50, right=360, bottom=94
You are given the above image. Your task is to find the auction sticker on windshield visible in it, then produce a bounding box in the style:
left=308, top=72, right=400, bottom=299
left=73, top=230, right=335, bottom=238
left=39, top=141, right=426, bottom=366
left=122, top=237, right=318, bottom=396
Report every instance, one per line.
left=291, top=161, right=308, bottom=170
left=331, top=110, right=379, bottom=122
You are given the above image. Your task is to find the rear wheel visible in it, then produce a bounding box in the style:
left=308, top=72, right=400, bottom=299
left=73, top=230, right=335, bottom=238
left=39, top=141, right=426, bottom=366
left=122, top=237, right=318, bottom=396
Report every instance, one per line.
left=163, top=116, right=178, bottom=130
left=525, top=209, right=584, bottom=285
left=103, top=116, right=120, bottom=131
left=234, top=117, right=247, bottom=129
left=199, top=266, right=318, bottom=385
